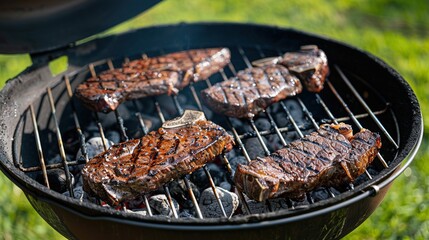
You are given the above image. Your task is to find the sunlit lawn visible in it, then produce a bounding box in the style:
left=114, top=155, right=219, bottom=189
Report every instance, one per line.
left=1, top=0, right=428, bottom=239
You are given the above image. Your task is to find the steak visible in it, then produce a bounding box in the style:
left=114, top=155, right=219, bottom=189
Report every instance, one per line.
left=234, top=123, right=381, bottom=202
left=279, top=45, right=329, bottom=92
left=200, top=65, right=302, bottom=118
left=82, top=110, right=234, bottom=205
left=75, top=48, right=231, bottom=112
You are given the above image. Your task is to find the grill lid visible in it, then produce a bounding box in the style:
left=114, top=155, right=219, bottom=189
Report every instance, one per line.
left=0, top=0, right=161, bottom=54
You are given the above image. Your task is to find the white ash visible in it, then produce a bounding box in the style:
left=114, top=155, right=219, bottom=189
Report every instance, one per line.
left=126, top=208, right=148, bottom=217
left=199, top=187, right=239, bottom=218
left=149, top=194, right=179, bottom=217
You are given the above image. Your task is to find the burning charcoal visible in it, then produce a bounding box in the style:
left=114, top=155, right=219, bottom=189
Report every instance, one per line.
left=149, top=194, right=180, bottom=217
left=132, top=98, right=155, bottom=114
left=179, top=209, right=195, bottom=219
left=99, top=106, right=131, bottom=129
left=244, top=199, right=269, bottom=214
left=199, top=187, right=239, bottom=218
left=244, top=138, right=266, bottom=159
left=63, top=186, right=96, bottom=203
left=75, top=137, right=114, bottom=162
left=219, top=181, right=232, bottom=191
left=254, top=117, right=271, bottom=131
left=202, top=106, right=214, bottom=120
left=168, top=180, right=200, bottom=209
left=229, top=118, right=252, bottom=133
left=274, top=111, right=288, bottom=128
left=82, top=122, right=100, bottom=137
left=354, top=168, right=378, bottom=186
left=126, top=208, right=148, bottom=216
left=311, top=188, right=331, bottom=202
left=125, top=196, right=146, bottom=209
left=62, top=128, right=81, bottom=154
left=156, top=95, right=177, bottom=119
left=268, top=198, right=290, bottom=211
left=328, top=187, right=342, bottom=197
left=123, top=113, right=161, bottom=139
left=177, top=94, right=188, bottom=105
left=228, top=156, right=248, bottom=176
left=190, top=163, right=226, bottom=190
left=225, top=148, right=237, bottom=160
left=265, top=134, right=286, bottom=152
left=36, top=168, right=75, bottom=193
left=105, top=130, right=121, bottom=144
left=283, top=100, right=305, bottom=125
left=45, top=154, right=75, bottom=165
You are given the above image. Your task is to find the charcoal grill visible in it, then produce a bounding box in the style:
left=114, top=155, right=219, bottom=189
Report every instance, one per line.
left=0, top=2, right=423, bottom=240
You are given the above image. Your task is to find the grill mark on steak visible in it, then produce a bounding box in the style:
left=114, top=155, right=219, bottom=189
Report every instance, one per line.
left=82, top=117, right=234, bottom=206
left=201, top=65, right=302, bottom=118
left=76, top=48, right=231, bottom=113
left=234, top=123, right=381, bottom=202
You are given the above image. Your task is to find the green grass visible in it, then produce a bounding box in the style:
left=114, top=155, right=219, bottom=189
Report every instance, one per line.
left=1, top=0, right=428, bottom=239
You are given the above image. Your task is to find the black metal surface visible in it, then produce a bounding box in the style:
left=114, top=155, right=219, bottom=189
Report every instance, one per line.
left=0, top=23, right=423, bottom=239
left=0, top=0, right=161, bottom=54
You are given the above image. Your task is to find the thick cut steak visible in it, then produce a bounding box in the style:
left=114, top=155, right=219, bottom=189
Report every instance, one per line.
left=201, top=65, right=302, bottom=118
left=82, top=110, right=234, bottom=205
left=234, top=123, right=381, bottom=202
left=279, top=45, right=329, bottom=92
left=75, top=48, right=231, bottom=112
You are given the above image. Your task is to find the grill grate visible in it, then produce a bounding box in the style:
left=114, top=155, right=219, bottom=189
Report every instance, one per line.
left=14, top=44, right=399, bottom=220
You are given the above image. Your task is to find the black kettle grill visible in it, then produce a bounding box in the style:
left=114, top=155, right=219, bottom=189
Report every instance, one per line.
left=0, top=1, right=423, bottom=239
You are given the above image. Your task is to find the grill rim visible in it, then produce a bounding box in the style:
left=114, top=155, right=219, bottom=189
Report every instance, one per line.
left=0, top=22, right=423, bottom=226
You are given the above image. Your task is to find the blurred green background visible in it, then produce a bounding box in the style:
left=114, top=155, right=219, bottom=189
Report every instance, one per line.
left=0, top=0, right=428, bottom=239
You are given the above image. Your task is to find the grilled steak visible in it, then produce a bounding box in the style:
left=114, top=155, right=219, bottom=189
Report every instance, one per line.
left=75, top=48, right=231, bottom=112
left=234, top=123, right=381, bottom=202
left=82, top=110, right=234, bottom=205
left=201, top=65, right=302, bottom=118
left=279, top=45, right=329, bottom=92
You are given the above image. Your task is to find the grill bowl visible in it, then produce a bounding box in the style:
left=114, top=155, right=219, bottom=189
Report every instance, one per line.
left=0, top=23, right=422, bottom=239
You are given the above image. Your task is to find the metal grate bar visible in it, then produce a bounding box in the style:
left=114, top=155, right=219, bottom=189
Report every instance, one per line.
left=47, top=88, right=74, bottom=197
left=148, top=100, right=179, bottom=218
left=64, top=76, right=89, bottom=163
left=326, top=78, right=389, bottom=168
left=210, top=70, right=253, bottom=164
left=168, top=93, right=205, bottom=219
left=188, top=79, right=252, bottom=215
left=335, top=65, right=399, bottom=149
left=237, top=46, right=289, bottom=156
left=184, top=177, right=203, bottom=219
left=29, top=105, right=50, bottom=187
left=164, top=185, right=179, bottom=219
left=265, top=109, right=288, bottom=147
left=114, top=110, right=129, bottom=141
left=280, top=101, right=304, bottom=138
left=144, top=195, right=153, bottom=216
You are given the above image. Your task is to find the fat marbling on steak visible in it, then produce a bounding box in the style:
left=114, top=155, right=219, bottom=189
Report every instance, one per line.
left=201, top=65, right=302, bottom=118
left=82, top=110, right=234, bottom=205
left=75, top=48, right=231, bottom=112
left=234, top=123, right=381, bottom=202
